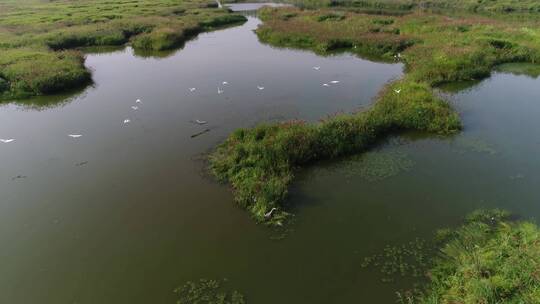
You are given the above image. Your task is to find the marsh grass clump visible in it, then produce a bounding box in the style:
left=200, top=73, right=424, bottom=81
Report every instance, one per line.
left=405, top=209, right=540, bottom=303
left=0, top=48, right=91, bottom=99
left=174, top=279, right=246, bottom=304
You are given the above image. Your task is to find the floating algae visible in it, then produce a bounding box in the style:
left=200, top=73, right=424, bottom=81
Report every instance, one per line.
left=174, top=278, right=246, bottom=304
left=360, top=238, right=431, bottom=283
left=339, top=150, right=414, bottom=182
left=451, top=136, right=497, bottom=155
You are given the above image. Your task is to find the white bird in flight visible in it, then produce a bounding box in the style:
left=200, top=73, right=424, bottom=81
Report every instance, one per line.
left=131, top=106, right=138, bottom=110
left=195, top=119, right=207, bottom=125
left=222, top=81, right=228, bottom=85
left=189, top=88, right=196, bottom=92
left=322, top=83, right=330, bottom=87
left=68, top=134, right=82, bottom=138
left=313, top=66, right=321, bottom=70
left=0, top=139, right=14, bottom=143
left=330, top=80, right=340, bottom=84
left=394, top=89, right=402, bottom=94
left=218, top=88, right=224, bottom=94
left=123, top=119, right=130, bottom=124
left=257, top=86, right=265, bottom=90
left=136, top=99, right=141, bottom=103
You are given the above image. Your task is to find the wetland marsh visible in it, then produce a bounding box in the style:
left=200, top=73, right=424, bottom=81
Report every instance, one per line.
left=1, top=2, right=540, bottom=303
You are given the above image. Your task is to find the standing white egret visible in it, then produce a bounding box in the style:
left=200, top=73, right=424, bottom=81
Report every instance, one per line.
left=264, top=207, right=277, bottom=219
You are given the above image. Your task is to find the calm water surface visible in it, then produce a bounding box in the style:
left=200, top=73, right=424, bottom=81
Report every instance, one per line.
left=0, top=4, right=539, bottom=304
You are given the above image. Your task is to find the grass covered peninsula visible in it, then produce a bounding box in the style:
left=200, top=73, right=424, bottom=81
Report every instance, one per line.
left=0, top=0, right=246, bottom=100
left=210, top=3, right=540, bottom=224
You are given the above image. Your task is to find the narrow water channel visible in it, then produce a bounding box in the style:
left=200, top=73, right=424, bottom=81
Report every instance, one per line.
left=0, top=3, right=539, bottom=304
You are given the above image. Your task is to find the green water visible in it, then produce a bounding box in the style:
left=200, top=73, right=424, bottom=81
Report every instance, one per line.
left=1, top=4, right=539, bottom=303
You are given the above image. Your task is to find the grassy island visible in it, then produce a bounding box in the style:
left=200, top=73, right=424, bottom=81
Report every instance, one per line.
left=210, top=2, right=540, bottom=224
left=0, top=0, right=246, bottom=100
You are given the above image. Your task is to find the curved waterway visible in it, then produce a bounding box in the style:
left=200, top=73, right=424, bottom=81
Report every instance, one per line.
left=0, top=3, right=539, bottom=303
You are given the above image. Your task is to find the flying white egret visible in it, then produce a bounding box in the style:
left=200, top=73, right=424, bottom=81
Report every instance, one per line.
left=123, top=119, right=130, bottom=124
left=322, top=83, right=330, bottom=87
left=222, top=81, right=228, bottom=85
left=330, top=80, right=340, bottom=84
left=0, top=139, right=14, bottom=143
left=195, top=119, right=207, bottom=125
left=68, top=134, right=82, bottom=138
left=189, top=88, right=196, bottom=92
left=131, top=106, right=138, bottom=110
left=394, top=89, right=401, bottom=94
left=313, top=66, right=321, bottom=70
left=264, top=207, right=277, bottom=219
left=218, top=88, right=224, bottom=94
left=257, top=86, right=265, bottom=90
left=136, top=99, right=141, bottom=103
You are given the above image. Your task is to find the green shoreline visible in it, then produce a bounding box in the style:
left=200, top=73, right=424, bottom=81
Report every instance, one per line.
left=0, top=0, right=246, bottom=101
left=209, top=6, right=540, bottom=224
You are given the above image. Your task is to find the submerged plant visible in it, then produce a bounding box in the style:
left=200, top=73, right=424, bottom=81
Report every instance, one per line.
left=361, top=238, right=431, bottom=283
left=174, top=279, right=246, bottom=304
left=341, top=149, right=414, bottom=181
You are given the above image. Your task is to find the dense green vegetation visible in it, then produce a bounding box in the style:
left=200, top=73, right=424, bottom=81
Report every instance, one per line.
left=211, top=5, right=540, bottom=224
left=285, top=0, right=540, bottom=13
left=0, top=0, right=246, bottom=100
left=413, top=209, right=540, bottom=303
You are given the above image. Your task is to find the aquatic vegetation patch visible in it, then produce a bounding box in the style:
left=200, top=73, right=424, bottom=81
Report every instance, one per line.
left=340, top=149, right=414, bottom=181
left=174, top=278, right=246, bottom=304
left=451, top=136, right=497, bottom=155
left=361, top=238, right=430, bottom=283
